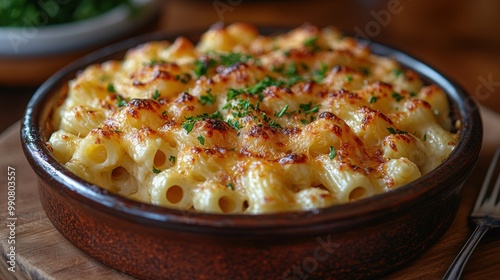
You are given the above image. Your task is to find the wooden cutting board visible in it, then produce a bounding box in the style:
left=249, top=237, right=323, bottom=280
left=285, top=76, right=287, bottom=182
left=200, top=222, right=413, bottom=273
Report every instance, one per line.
left=0, top=113, right=499, bottom=280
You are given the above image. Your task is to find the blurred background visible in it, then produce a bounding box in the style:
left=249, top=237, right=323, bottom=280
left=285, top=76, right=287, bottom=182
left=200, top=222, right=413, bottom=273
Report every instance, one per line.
left=1, top=0, right=499, bottom=133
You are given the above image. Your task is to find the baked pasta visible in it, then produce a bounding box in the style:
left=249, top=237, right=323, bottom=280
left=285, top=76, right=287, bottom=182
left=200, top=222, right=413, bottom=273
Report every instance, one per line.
left=47, top=23, right=458, bottom=214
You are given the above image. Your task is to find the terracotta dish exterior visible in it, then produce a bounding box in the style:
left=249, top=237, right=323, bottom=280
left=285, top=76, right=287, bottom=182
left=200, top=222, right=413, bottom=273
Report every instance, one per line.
left=21, top=29, right=482, bottom=280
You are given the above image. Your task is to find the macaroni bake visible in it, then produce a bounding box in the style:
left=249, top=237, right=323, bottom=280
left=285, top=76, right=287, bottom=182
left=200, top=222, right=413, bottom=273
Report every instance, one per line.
left=47, top=23, right=458, bottom=214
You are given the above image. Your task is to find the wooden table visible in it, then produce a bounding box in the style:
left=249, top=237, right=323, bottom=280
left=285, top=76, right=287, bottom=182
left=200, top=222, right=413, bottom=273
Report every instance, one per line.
left=1, top=1, right=500, bottom=279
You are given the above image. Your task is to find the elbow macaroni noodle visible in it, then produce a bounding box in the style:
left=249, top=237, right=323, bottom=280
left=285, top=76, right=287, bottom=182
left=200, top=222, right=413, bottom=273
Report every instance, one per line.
left=47, top=23, right=458, bottom=214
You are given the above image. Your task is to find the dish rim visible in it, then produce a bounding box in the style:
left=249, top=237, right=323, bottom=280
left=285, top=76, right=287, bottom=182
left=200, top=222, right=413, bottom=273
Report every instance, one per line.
left=21, top=27, right=483, bottom=235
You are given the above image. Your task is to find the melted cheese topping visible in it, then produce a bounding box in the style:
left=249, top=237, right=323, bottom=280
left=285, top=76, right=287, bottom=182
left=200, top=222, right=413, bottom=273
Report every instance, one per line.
left=47, top=23, right=458, bottom=214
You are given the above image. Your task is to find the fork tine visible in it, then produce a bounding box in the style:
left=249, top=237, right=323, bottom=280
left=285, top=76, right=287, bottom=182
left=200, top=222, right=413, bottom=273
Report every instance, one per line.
left=493, top=173, right=500, bottom=217
left=473, top=146, right=500, bottom=213
left=488, top=166, right=500, bottom=206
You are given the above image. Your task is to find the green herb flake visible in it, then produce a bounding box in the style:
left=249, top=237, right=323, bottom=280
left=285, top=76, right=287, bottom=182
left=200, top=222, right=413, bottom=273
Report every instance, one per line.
left=152, top=90, right=161, bottom=100
left=393, top=69, right=404, bottom=77
left=176, top=73, right=192, bottom=84
left=162, top=111, right=168, bottom=117
left=168, top=156, right=176, bottom=164
left=313, top=63, right=328, bottom=83
left=107, top=83, right=116, bottom=93
left=116, top=95, right=127, bottom=107
left=303, top=37, right=320, bottom=52
left=271, top=64, right=285, bottom=73
left=359, top=67, right=370, bottom=76
left=268, top=120, right=282, bottom=130
left=227, top=118, right=241, bottom=130
left=369, top=96, right=377, bottom=104
left=329, top=146, right=337, bottom=160
left=152, top=167, right=161, bottom=174
left=275, top=104, right=289, bottom=118
left=200, top=89, right=216, bottom=105
left=346, top=75, right=353, bottom=83
left=300, top=102, right=320, bottom=115
left=227, top=88, right=244, bottom=101
left=148, top=59, right=165, bottom=66
left=392, top=92, right=403, bottom=102
left=287, top=62, right=298, bottom=76
left=227, top=183, right=234, bottom=190
left=304, top=37, right=318, bottom=47
left=423, top=134, right=427, bottom=141
left=301, top=119, right=309, bottom=125
left=218, top=52, right=254, bottom=67
left=410, top=91, right=417, bottom=97
left=197, top=135, right=205, bottom=145
left=387, top=127, right=408, bottom=135
left=194, top=58, right=216, bottom=78
left=182, top=111, right=223, bottom=133
left=182, top=121, right=195, bottom=134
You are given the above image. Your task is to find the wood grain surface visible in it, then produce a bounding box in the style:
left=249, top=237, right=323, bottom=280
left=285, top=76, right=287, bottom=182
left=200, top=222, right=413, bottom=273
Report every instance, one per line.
left=0, top=109, right=499, bottom=279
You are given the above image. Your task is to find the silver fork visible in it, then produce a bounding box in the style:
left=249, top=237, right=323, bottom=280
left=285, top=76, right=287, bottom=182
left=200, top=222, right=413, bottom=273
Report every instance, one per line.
left=443, top=146, right=500, bottom=280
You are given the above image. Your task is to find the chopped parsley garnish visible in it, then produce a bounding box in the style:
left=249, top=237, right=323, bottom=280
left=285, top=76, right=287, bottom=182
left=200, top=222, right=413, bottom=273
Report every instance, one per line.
left=182, top=121, right=196, bottom=133
left=392, top=92, right=403, bottom=102
left=275, top=104, right=289, bottom=118
left=162, top=111, right=167, bottom=117
left=300, top=102, right=320, bottom=115
left=249, top=76, right=283, bottom=95
left=116, top=95, right=127, bottom=107
left=329, top=146, right=337, bottom=160
left=152, top=167, right=161, bottom=174
left=410, top=91, right=417, bottom=97
left=168, top=156, right=176, bottom=164
left=218, top=52, right=254, bottom=66
left=148, top=59, right=165, bottom=66
left=287, top=62, right=298, bottom=76
left=194, top=58, right=216, bottom=78
left=270, top=64, right=285, bottom=73
left=369, top=96, right=377, bottom=104
left=227, top=88, right=243, bottom=101
left=423, top=134, right=427, bottom=141
left=197, top=135, right=205, bottom=145
left=393, top=69, right=404, bottom=77
left=359, top=67, right=370, bottom=76
left=182, top=111, right=223, bottom=133
left=227, top=183, right=234, bottom=190
left=200, top=89, right=216, bottom=105
left=313, top=63, right=328, bottom=83
left=387, top=127, right=408, bottom=135
left=176, top=73, right=192, bottom=84
left=268, top=120, right=282, bottom=129
left=304, top=37, right=318, bottom=47
left=346, top=75, right=353, bottom=83
left=152, top=90, right=160, bottom=100
left=304, top=36, right=320, bottom=52
left=301, top=119, right=309, bottom=125
left=107, top=83, right=116, bottom=93
left=227, top=76, right=285, bottom=101
left=226, top=118, right=240, bottom=130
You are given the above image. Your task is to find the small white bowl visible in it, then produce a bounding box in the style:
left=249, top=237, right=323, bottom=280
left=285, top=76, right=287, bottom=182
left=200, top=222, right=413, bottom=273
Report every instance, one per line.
left=0, top=0, right=161, bottom=86
left=0, top=0, right=160, bottom=56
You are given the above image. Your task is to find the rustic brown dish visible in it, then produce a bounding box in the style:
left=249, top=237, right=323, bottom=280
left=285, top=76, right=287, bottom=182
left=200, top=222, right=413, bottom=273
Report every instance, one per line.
left=21, top=29, right=482, bottom=280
